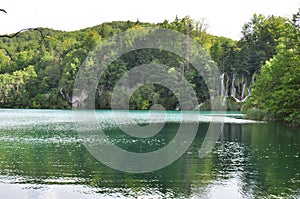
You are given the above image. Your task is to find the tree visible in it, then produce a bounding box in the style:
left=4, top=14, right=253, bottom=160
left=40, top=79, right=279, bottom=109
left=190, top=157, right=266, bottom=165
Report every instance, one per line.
left=244, top=13, right=300, bottom=125
left=210, top=37, right=236, bottom=74
left=0, top=66, right=37, bottom=107
left=238, top=14, right=293, bottom=75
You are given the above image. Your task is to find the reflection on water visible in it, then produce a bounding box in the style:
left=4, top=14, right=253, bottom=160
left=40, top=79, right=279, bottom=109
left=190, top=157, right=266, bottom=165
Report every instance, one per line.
left=0, top=109, right=299, bottom=198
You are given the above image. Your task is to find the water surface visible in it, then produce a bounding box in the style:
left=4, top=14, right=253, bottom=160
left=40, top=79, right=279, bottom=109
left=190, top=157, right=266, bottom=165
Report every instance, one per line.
left=0, top=109, right=299, bottom=198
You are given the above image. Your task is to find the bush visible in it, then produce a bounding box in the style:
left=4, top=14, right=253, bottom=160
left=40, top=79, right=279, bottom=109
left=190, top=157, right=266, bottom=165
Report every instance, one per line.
left=245, top=108, right=275, bottom=121
left=284, top=112, right=300, bottom=126
left=226, top=97, right=242, bottom=111
left=199, top=97, right=241, bottom=111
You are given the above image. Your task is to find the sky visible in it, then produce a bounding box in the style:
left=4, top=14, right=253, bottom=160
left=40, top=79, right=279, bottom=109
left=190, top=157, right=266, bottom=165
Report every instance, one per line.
left=0, top=0, right=299, bottom=40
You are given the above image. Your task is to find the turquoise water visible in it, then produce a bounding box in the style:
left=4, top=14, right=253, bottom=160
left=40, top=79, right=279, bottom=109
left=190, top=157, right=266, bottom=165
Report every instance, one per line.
left=0, top=109, right=299, bottom=198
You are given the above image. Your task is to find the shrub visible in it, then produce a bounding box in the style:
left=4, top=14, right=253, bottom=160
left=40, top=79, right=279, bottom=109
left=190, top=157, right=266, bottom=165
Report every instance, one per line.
left=246, top=108, right=268, bottom=120
left=199, top=97, right=241, bottom=111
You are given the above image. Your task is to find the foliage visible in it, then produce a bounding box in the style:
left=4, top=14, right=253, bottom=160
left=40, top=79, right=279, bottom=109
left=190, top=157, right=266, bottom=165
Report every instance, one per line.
left=199, top=96, right=241, bottom=111
left=0, top=65, right=36, bottom=107
left=237, top=14, right=293, bottom=75
left=245, top=108, right=268, bottom=121
left=244, top=11, right=300, bottom=125
left=209, top=37, right=236, bottom=74
left=0, top=18, right=215, bottom=109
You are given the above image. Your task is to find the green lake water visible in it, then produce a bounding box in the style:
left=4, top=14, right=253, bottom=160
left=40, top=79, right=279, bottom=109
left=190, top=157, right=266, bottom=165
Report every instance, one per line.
left=0, top=109, right=299, bottom=198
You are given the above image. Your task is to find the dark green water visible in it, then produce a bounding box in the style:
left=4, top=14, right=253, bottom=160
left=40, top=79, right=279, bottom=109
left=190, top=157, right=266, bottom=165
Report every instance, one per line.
left=0, top=109, right=299, bottom=198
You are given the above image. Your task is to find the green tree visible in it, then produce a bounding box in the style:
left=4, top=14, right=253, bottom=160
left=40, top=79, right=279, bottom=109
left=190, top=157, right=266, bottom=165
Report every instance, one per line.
left=210, top=37, right=236, bottom=74
left=0, top=65, right=37, bottom=107
left=245, top=43, right=300, bottom=125
left=238, top=14, right=293, bottom=75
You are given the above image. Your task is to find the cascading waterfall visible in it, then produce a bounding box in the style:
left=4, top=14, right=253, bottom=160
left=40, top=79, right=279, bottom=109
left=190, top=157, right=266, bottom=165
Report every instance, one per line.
left=230, top=73, right=255, bottom=103
left=249, top=73, right=255, bottom=93
left=220, top=73, right=225, bottom=98
left=241, top=82, right=246, bottom=99
left=220, top=73, right=227, bottom=105
left=195, top=72, right=255, bottom=110
left=231, top=74, right=236, bottom=98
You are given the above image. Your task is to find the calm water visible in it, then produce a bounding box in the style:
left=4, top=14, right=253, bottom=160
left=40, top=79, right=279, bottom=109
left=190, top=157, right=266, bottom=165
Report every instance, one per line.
left=0, top=109, right=299, bottom=198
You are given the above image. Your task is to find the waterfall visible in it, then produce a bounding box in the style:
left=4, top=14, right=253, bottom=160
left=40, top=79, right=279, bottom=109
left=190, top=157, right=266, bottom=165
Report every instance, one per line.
left=219, top=73, right=255, bottom=103
left=231, top=74, right=236, bottom=97
left=225, top=75, right=229, bottom=98
left=249, top=73, right=255, bottom=94
left=220, top=73, right=227, bottom=106
left=241, top=82, right=246, bottom=99
left=230, top=73, right=255, bottom=103
left=220, top=73, right=225, bottom=98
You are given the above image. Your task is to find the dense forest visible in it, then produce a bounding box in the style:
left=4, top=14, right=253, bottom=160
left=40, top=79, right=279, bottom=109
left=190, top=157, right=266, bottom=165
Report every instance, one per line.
left=0, top=10, right=299, bottom=125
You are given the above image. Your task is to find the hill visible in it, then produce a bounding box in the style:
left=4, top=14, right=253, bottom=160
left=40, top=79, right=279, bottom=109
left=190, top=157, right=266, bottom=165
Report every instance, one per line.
left=0, top=17, right=223, bottom=109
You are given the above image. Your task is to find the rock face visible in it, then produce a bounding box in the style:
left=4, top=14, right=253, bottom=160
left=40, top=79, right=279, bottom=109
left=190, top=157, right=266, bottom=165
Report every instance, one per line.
left=60, top=88, right=89, bottom=108
left=70, top=89, right=89, bottom=108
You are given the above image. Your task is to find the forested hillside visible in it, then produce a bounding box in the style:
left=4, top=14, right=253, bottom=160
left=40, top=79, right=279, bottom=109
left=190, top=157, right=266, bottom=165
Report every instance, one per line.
left=0, top=12, right=299, bottom=124
left=0, top=17, right=221, bottom=109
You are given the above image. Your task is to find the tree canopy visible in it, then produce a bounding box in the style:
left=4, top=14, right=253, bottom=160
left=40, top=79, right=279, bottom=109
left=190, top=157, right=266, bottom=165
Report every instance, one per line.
left=244, top=9, right=300, bottom=125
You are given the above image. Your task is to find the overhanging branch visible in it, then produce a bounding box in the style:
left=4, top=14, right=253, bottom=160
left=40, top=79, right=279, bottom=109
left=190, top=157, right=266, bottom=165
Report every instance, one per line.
left=0, top=28, right=45, bottom=39
left=0, top=9, right=7, bottom=14
left=0, top=28, right=46, bottom=59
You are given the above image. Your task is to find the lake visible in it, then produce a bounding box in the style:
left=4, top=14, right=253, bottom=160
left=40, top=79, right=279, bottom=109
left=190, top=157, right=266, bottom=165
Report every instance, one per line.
left=0, top=109, right=299, bottom=198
